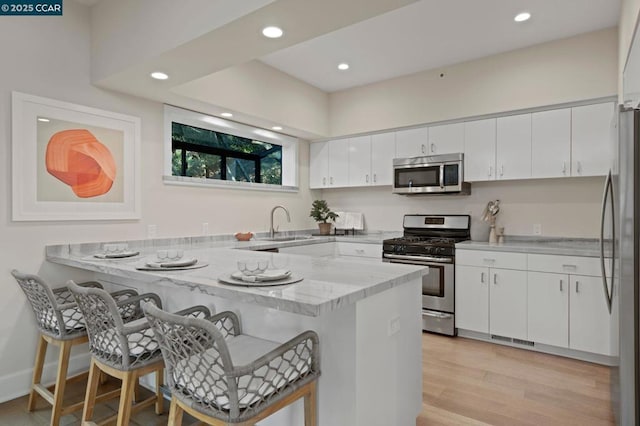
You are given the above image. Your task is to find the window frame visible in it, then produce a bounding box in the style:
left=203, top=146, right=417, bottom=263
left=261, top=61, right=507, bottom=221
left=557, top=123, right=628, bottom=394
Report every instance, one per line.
left=163, top=105, right=298, bottom=192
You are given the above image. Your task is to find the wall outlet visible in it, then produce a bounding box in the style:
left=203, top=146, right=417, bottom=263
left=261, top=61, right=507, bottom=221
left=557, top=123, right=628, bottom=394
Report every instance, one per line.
left=202, top=222, right=209, bottom=235
left=147, top=224, right=157, bottom=239
left=388, top=316, right=401, bottom=336
left=533, top=224, right=542, bottom=235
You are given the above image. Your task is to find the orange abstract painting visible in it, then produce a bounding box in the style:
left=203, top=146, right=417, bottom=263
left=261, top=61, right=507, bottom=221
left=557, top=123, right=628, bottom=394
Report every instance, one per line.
left=45, top=129, right=117, bottom=198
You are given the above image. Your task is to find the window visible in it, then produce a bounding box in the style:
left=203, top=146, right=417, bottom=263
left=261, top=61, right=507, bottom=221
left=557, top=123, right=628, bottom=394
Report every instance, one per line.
left=163, top=106, right=298, bottom=191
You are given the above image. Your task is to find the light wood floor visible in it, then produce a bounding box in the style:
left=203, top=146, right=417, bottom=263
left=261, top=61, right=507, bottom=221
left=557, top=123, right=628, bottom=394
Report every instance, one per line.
left=0, top=334, right=614, bottom=425
left=418, top=333, right=614, bottom=426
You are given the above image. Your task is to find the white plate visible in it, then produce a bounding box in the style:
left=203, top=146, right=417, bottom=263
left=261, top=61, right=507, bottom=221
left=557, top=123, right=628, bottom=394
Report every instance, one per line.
left=219, top=273, right=303, bottom=287
left=146, top=258, right=197, bottom=268
left=231, top=269, right=291, bottom=282
left=94, top=251, right=140, bottom=259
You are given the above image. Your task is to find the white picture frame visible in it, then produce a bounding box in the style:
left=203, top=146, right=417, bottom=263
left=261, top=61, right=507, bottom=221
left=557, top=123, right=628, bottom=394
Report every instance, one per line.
left=12, top=92, right=141, bottom=221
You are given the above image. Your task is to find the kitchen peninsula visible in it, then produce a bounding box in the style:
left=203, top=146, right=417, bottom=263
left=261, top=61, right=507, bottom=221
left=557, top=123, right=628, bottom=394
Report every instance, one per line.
left=46, top=236, right=425, bottom=426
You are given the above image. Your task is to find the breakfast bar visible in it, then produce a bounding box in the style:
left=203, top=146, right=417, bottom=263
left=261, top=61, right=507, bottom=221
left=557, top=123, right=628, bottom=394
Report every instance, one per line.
left=46, top=237, right=425, bottom=426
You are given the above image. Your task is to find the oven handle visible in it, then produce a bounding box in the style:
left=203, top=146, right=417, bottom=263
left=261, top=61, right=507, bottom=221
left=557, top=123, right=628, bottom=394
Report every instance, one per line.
left=383, top=253, right=453, bottom=264
left=422, top=311, right=452, bottom=319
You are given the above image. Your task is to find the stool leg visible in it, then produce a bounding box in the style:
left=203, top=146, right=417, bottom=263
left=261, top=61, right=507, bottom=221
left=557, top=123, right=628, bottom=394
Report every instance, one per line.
left=167, top=396, right=184, bottom=426
left=50, top=339, right=72, bottom=426
left=155, top=367, right=164, bottom=415
left=116, top=371, right=136, bottom=426
left=28, top=334, right=48, bottom=411
left=82, top=359, right=101, bottom=423
left=304, top=381, right=317, bottom=426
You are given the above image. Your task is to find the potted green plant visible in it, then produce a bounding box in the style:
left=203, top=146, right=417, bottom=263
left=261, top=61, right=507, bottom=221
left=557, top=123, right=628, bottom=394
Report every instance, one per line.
left=309, top=200, right=338, bottom=235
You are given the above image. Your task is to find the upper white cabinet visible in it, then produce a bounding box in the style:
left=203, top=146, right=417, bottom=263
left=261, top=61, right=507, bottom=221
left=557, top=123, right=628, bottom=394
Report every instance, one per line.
left=464, top=118, right=496, bottom=182
left=496, top=114, right=532, bottom=180
left=309, top=140, right=348, bottom=188
left=370, top=132, right=395, bottom=185
left=348, top=135, right=372, bottom=187
left=571, top=102, right=615, bottom=177
left=395, top=127, right=428, bottom=158
left=532, top=108, right=571, bottom=178
left=427, top=123, right=464, bottom=155
left=309, top=141, right=329, bottom=189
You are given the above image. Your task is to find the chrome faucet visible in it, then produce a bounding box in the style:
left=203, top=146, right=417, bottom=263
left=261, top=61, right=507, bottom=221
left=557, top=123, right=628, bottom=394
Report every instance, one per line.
left=270, top=205, right=291, bottom=239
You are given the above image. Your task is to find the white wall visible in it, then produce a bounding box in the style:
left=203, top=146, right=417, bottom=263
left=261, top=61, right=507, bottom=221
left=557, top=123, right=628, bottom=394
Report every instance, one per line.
left=329, top=28, right=618, bottom=136
left=321, top=177, right=604, bottom=240
left=0, top=0, right=315, bottom=402
left=619, top=0, right=640, bottom=99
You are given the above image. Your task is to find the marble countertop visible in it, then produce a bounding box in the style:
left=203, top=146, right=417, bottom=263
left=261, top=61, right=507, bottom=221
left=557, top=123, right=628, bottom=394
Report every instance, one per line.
left=456, top=237, right=611, bottom=257
left=45, top=230, right=420, bottom=317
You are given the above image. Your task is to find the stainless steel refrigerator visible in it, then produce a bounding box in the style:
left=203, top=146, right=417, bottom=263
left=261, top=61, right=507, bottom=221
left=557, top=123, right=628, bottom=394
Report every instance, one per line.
left=612, top=106, right=640, bottom=425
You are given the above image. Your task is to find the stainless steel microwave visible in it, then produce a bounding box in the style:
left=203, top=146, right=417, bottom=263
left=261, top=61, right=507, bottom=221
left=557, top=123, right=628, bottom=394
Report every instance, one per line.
left=392, top=153, right=471, bottom=195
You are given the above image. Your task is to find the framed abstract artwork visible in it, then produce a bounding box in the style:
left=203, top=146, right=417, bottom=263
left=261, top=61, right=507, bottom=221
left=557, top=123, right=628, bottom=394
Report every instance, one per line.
left=12, top=92, right=141, bottom=221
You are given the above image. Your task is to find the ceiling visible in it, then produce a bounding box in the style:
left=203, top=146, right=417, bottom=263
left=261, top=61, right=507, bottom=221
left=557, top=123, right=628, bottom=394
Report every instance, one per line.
left=260, top=0, right=621, bottom=92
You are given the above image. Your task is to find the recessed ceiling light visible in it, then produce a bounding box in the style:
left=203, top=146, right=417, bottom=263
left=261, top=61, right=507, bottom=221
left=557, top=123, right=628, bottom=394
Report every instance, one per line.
left=150, top=71, right=169, bottom=80
left=262, top=26, right=283, bottom=38
left=37, top=117, right=50, bottom=122
left=221, top=112, right=233, bottom=118
left=338, top=63, right=350, bottom=71
left=272, top=126, right=283, bottom=131
left=514, top=12, right=531, bottom=22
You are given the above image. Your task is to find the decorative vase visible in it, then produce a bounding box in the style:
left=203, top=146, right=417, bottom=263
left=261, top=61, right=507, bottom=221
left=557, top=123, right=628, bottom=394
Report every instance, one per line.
left=489, top=225, right=497, bottom=244
left=318, top=223, right=332, bottom=235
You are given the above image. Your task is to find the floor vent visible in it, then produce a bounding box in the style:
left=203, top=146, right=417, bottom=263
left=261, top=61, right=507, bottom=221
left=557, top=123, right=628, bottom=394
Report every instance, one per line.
left=490, top=335, right=535, bottom=347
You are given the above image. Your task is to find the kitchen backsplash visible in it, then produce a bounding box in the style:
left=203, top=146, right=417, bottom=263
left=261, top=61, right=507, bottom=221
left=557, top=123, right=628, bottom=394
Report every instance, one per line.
left=319, top=176, right=604, bottom=241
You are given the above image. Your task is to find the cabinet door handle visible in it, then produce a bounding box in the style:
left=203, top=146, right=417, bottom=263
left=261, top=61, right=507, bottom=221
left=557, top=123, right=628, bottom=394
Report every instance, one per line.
left=493, top=273, right=497, bottom=285
left=366, top=174, right=369, bottom=183
left=483, top=258, right=495, bottom=264
left=560, top=279, right=563, bottom=292
left=562, top=161, right=567, bottom=174
left=421, top=144, right=426, bottom=154
left=323, top=177, right=326, bottom=186
left=373, top=173, right=377, bottom=183
left=500, top=165, right=504, bottom=177
left=562, top=264, right=577, bottom=270
left=330, top=177, right=334, bottom=185
left=488, top=166, right=492, bottom=178
left=480, top=272, right=485, bottom=283
left=577, top=161, right=582, bottom=174
left=575, top=280, right=580, bottom=293
left=356, top=249, right=365, bottom=254
left=430, top=143, right=436, bottom=153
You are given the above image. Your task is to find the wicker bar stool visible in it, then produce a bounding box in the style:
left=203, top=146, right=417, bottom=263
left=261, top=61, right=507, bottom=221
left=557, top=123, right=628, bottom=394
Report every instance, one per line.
left=11, top=270, right=136, bottom=426
left=142, top=303, right=320, bottom=426
left=67, top=281, right=212, bottom=426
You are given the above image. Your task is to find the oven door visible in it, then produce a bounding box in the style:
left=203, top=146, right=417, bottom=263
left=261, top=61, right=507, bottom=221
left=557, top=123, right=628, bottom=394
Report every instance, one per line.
left=383, top=253, right=454, bottom=313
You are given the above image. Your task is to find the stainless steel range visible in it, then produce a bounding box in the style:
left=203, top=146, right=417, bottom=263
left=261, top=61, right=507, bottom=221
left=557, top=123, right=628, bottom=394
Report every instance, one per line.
left=382, top=214, right=471, bottom=336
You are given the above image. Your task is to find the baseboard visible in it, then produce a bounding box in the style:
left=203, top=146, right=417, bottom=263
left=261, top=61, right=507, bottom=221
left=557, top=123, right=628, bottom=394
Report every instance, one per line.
left=0, top=352, right=91, bottom=403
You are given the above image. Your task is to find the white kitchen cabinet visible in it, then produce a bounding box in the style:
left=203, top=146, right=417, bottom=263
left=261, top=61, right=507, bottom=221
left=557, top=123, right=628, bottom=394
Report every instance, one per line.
left=571, top=102, right=615, bottom=177
left=395, top=127, right=428, bottom=158
left=309, top=140, right=349, bottom=188
left=427, top=122, right=464, bottom=155
left=455, top=265, right=489, bottom=333
left=456, top=250, right=527, bottom=338
left=328, top=139, right=349, bottom=187
left=531, top=108, right=571, bottom=178
left=348, top=135, right=372, bottom=186
left=489, top=268, right=528, bottom=340
left=569, top=275, right=613, bottom=355
left=496, top=114, right=532, bottom=180
left=371, top=132, right=395, bottom=185
left=527, top=271, right=569, bottom=347
left=309, top=141, right=329, bottom=189
left=463, top=118, right=496, bottom=182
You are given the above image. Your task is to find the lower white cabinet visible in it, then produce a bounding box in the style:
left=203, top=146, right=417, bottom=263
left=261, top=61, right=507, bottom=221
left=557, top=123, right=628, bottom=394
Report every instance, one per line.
left=489, top=268, right=527, bottom=340
left=527, top=271, right=569, bottom=347
left=457, top=249, right=616, bottom=358
left=569, top=275, right=613, bottom=355
left=455, top=265, right=489, bottom=333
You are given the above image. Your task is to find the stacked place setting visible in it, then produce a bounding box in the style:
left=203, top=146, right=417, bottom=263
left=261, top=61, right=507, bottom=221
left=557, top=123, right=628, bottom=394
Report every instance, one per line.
left=93, top=243, right=140, bottom=259
left=218, top=259, right=302, bottom=287
left=136, top=249, right=208, bottom=271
